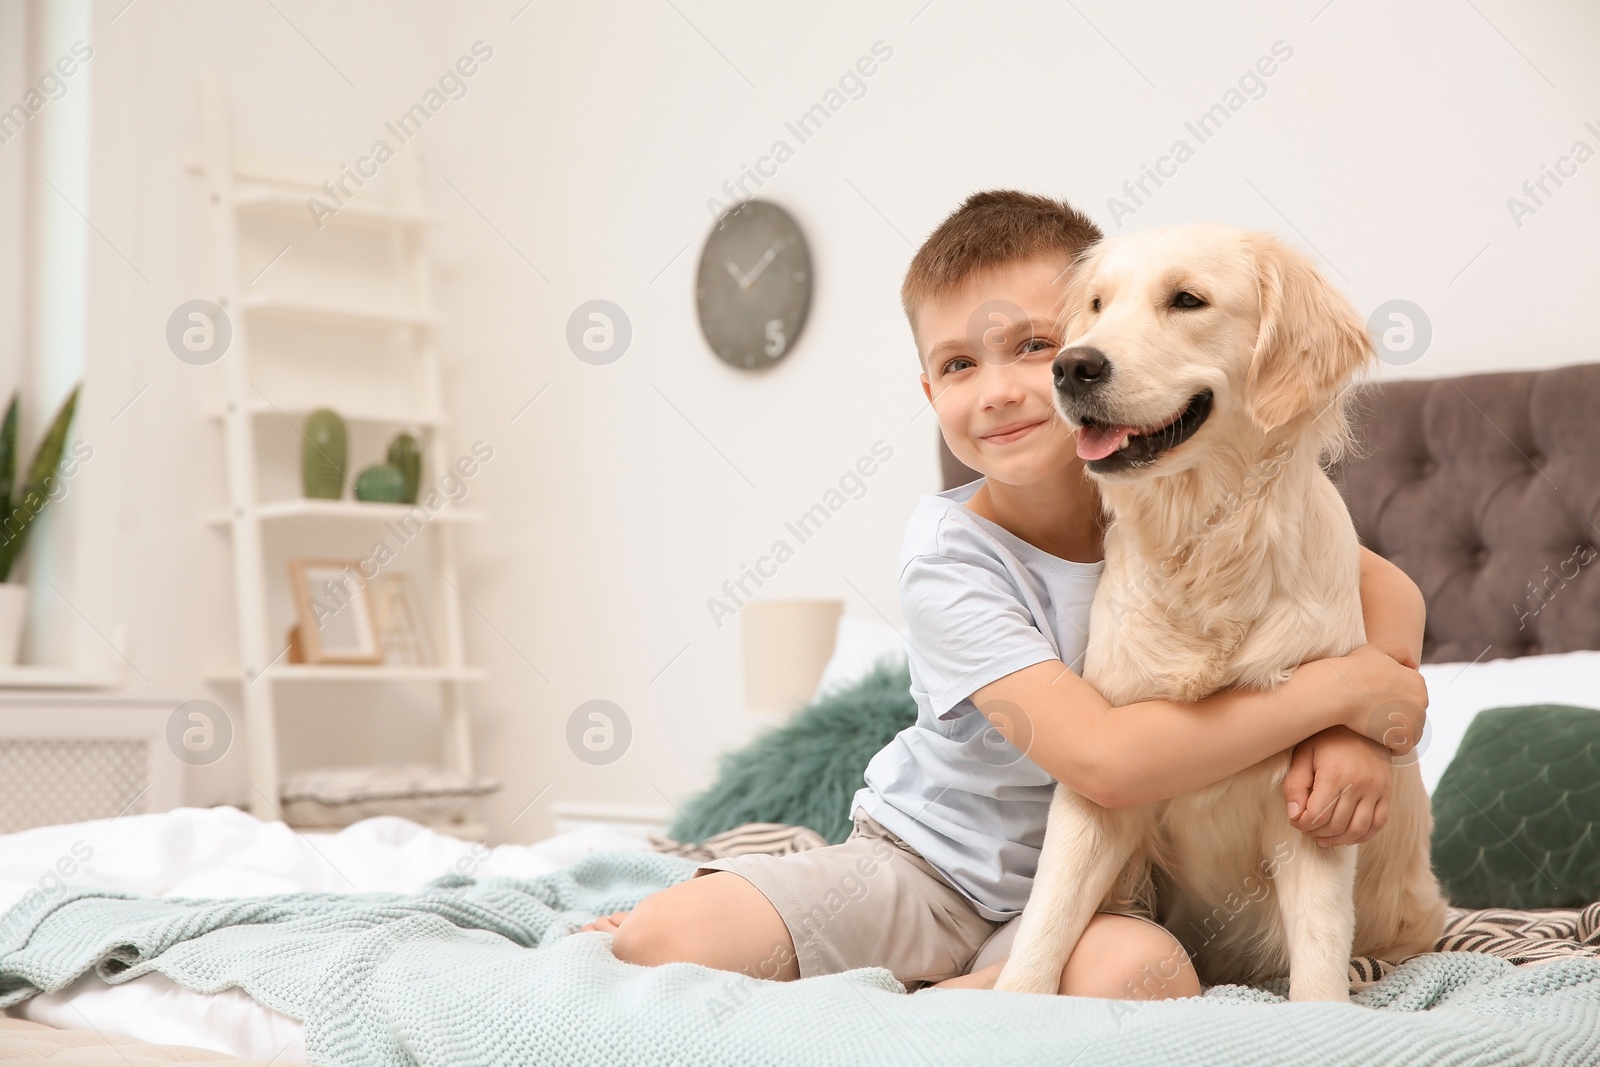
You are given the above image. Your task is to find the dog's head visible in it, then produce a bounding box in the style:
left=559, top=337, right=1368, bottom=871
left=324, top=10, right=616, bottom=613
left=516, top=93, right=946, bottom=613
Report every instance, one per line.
left=1051, top=224, right=1375, bottom=480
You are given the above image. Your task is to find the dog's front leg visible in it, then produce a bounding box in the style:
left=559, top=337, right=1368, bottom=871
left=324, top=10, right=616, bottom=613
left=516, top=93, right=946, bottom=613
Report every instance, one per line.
left=994, top=786, right=1137, bottom=995
left=1264, top=813, right=1357, bottom=1002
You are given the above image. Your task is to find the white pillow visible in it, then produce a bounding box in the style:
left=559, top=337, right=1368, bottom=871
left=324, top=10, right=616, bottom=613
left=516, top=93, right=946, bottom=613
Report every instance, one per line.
left=810, top=615, right=911, bottom=704
left=1414, top=650, right=1600, bottom=795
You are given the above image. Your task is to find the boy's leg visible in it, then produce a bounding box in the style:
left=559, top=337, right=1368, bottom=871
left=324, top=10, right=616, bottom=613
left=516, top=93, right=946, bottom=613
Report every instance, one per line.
left=604, top=811, right=1001, bottom=988
left=611, top=871, right=800, bottom=981
left=931, top=913, right=1200, bottom=999
left=1061, top=913, right=1200, bottom=999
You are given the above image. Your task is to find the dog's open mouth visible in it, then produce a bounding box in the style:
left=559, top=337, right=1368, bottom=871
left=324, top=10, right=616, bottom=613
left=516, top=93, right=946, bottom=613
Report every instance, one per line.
left=1075, top=390, right=1213, bottom=472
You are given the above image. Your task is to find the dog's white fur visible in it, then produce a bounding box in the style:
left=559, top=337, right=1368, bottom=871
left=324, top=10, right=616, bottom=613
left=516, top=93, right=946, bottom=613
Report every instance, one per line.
left=992, top=224, right=1448, bottom=1001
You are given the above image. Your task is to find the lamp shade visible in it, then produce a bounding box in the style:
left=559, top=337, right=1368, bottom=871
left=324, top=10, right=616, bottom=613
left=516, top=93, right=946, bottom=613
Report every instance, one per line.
left=741, top=598, right=844, bottom=717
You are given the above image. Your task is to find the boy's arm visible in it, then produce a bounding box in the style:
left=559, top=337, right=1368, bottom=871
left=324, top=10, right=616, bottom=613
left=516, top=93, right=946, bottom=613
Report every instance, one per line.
left=973, top=642, right=1427, bottom=809
left=1274, top=548, right=1427, bottom=843
left=979, top=549, right=1427, bottom=810
left=1357, top=546, right=1425, bottom=669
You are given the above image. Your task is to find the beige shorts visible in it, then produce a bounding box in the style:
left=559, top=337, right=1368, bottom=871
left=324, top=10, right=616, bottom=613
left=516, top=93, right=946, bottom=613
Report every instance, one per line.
left=691, top=809, right=1161, bottom=990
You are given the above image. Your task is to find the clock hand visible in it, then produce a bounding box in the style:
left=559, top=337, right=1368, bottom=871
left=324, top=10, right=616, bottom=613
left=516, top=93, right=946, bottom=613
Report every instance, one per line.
left=725, top=260, right=749, bottom=288
left=739, top=238, right=789, bottom=289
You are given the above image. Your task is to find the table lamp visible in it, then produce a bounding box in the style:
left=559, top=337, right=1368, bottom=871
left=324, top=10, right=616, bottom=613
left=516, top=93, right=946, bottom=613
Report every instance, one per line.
left=741, top=598, right=843, bottom=717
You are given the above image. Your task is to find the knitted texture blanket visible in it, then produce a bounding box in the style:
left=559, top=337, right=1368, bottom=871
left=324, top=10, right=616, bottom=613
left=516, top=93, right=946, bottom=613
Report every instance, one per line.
left=3, top=849, right=1600, bottom=1067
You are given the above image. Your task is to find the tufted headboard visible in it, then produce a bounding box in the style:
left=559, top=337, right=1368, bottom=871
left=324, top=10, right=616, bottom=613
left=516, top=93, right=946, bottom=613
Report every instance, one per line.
left=937, top=362, right=1600, bottom=664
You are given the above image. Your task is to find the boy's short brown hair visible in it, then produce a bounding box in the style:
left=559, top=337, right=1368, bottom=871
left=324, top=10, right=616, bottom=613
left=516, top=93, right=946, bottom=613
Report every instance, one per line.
left=901, top=190, right=1102, bottom=352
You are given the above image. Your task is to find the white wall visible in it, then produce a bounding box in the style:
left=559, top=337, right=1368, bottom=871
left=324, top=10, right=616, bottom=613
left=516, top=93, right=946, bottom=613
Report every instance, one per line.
left=13, top=0, right=1599, bottom=843
left=0, top=3, right=24, bottom=404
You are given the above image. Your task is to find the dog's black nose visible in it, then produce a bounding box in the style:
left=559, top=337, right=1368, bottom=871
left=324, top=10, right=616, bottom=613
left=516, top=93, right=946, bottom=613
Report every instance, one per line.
left=1054, top=347, right=1110, bottom=397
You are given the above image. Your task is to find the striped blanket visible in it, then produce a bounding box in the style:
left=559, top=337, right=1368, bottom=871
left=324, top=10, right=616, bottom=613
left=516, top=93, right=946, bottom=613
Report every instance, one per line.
left=1353, top=903, right=1600, bottom=987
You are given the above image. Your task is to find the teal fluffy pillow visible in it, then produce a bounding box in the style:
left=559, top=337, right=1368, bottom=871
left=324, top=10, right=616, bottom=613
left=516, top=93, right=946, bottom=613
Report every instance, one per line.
left=1430, top=703, right=1600, bottom=909
left=668, top=659, right=916, bottom=844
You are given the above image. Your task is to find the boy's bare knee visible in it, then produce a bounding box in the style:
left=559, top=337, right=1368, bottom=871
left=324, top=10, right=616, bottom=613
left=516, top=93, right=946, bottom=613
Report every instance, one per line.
left=610, top=872, right=799, bottom=981
left=1059, top=914, right=1200, bottom=1000
left=610, top=891, right=682, bottom=966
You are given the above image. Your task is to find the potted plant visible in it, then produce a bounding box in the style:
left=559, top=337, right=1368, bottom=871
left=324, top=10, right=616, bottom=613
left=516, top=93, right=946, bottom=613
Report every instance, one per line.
left=0, top=386, right=81, bottom=665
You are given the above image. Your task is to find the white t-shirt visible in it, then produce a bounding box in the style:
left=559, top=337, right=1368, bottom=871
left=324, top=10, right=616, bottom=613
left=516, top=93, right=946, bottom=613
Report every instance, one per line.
left=849, top=476, right=1103, bottom=921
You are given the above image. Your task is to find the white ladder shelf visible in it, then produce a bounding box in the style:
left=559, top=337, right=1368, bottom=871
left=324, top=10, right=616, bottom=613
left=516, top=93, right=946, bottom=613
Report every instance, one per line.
left=190, top=80, right=487, bottom=833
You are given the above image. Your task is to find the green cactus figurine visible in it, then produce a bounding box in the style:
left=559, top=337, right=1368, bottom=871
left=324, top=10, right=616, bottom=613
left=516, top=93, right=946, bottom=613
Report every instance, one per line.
left=301, top=408, right=346, bottom=499
left=385, top=432, right=422, bottom=504
left=355, top=463, right=406, bottom=503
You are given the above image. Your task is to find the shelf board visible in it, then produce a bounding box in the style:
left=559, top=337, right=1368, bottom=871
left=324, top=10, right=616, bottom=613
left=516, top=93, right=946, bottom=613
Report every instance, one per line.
left=205, top=664, right=488, bottom=684
left=208, top=499, right=486, bottom=525
left=234, top=186, right=447, bottom=230
left=208, top=401, right=447, bottom=428
left=236, top=292, right=441, bottom=330
left=0, top=665, right=123, bottom=690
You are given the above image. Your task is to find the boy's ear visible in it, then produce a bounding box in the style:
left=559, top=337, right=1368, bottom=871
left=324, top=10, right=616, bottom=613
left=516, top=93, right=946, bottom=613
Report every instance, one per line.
left=1244, top=232, right=1375, bottom=434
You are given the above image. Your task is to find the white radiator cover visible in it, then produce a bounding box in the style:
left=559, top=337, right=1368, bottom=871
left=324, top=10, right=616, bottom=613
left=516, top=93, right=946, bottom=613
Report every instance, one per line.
left=0, top=693, right=185, bottom=834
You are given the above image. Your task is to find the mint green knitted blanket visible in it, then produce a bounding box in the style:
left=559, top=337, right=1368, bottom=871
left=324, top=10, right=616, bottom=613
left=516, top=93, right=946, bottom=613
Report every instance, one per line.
left=3, top=849, right=1600, bottom=1066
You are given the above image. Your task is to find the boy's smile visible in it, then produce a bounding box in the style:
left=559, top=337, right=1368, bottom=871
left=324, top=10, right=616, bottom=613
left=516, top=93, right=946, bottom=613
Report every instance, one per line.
left=915, top=257, right=1103, bottom=563
left=982, top=419, right=1048, bottom=446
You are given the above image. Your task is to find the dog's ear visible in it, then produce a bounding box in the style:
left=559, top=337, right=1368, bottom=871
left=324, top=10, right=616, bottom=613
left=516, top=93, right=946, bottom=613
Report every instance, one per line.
left=1245, top=233, right=1374, bottom=434
left=1054, top=241, right=1103, bottom=343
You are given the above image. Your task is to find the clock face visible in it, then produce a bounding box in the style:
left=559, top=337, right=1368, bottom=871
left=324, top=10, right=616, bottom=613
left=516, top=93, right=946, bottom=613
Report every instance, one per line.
left=695, top=200, right=813, bottom=370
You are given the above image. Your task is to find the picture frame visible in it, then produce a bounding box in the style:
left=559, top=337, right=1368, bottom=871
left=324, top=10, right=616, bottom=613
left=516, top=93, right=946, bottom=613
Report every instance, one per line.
left=367, top=572, right=433, bottom=667
left=288, top=559, right=383, bottom=665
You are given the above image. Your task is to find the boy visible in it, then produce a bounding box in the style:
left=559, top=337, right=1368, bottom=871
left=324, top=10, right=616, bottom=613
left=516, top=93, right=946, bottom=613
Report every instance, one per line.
left=588, top=191, right=1429, bottom=999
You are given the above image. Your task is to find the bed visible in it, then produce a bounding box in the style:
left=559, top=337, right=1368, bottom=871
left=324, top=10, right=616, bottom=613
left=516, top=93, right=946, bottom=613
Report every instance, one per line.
left=3, top=363, right=1599, bottom=1066
left=944, top=360, right=1600, bottom=793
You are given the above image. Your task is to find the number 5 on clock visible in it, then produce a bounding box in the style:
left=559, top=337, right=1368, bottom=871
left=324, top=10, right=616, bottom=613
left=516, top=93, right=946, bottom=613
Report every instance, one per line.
left=764, top=319, right=786, bottom=358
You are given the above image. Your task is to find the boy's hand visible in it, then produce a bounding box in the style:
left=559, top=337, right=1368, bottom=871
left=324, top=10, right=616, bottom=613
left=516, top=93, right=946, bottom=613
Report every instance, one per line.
left=1335, top=643, right=1429, bottom=755
left=578, top=910, right=629, bottom=933
left=1281, top=725, right=1393, bottom=847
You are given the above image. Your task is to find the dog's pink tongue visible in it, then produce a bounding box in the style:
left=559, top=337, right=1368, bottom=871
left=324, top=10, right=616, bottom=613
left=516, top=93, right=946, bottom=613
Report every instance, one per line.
left=1076, top=424, right=1134, bottom=461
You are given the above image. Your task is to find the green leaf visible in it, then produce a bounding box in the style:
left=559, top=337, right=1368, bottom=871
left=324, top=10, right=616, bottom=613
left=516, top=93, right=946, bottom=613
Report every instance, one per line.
left=0, top=395, right=17, bottom=518
left=0, top=385, right=79, bottom=583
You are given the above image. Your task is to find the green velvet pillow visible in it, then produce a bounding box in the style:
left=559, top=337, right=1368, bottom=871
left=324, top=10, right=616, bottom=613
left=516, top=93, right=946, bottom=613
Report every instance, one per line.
left=667, top=659, right=916, bottom=845
left=1430, top=704, right=1600, bottom=909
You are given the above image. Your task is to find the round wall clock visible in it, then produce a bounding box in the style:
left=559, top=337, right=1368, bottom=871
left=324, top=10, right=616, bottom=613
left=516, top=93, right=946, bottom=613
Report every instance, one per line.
left=695, top=200, right=813, bottom=370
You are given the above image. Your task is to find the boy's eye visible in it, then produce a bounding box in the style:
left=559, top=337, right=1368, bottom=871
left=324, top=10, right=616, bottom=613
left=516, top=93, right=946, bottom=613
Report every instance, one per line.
left=1171, top=290, right=1207, bottom=310
left=942, top=356, right=974, bottom=374
left=1021, top=338, right=1057, bottom=355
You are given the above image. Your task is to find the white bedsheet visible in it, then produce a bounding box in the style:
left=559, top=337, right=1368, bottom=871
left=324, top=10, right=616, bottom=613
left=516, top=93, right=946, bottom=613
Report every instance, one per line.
left=1415, top=649, right=1600, bottom=794
left=0, top=806, right=655, bottom=1061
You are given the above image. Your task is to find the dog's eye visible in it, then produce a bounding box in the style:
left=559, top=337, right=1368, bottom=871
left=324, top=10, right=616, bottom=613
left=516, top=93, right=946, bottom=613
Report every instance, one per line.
left=1171, top=291, right=1206, bottom=310
left=1090, top=297, right=1102, bottom=313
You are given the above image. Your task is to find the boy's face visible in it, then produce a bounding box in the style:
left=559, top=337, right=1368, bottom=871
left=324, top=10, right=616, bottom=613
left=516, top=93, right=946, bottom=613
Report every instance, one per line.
left=916, top=257, right=1081, bottom=486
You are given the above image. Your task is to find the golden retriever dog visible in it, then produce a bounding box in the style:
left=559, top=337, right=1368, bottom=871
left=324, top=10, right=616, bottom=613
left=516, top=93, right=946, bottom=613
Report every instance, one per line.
left=992, top=224, right=1447, bottom=1002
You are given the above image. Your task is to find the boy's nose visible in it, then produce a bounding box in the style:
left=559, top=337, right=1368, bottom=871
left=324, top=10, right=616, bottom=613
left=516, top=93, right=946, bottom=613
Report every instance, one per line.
left=1054, top=347, right=1110, bottom=398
